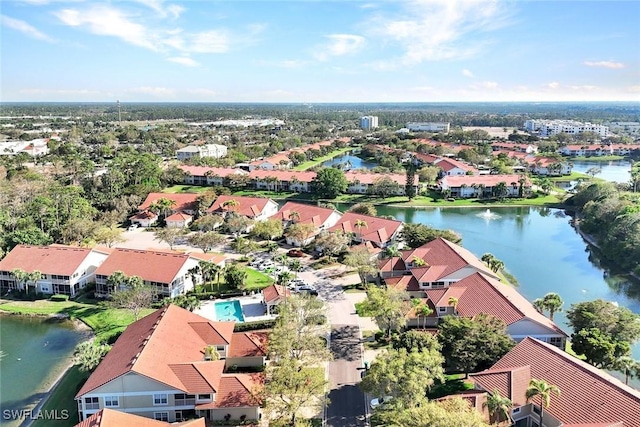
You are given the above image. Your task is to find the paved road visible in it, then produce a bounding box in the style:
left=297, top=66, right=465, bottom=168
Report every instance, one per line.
left=298, top=268, right=368, bottom=427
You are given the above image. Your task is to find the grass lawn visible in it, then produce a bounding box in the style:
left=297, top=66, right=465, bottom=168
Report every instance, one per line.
left=570, top=155, right=625, bottom=161
left=427, top=374, right=474, bottom=399
left=162, top=184, right=210, bottom=194
left=547, top=171, right=591, bottom=181
left=292, top=147, right=352, bottom=171
left=32, top=365, right=89, bottom=427
left=244, top=268, right=275, bottom=290
left=0, top=299, right=153, bottom=343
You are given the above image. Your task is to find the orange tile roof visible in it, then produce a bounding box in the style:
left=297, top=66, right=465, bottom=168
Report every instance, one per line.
left=208, top=195, right=276, bottom=218
left=0, top=245, right=95, bottom=276
left=472, top=338, right=640, bottom=426
left=211, top=374, right=263, bottom=408
left=95, top=248, right=192, bottom=284
left=384, top=275, right=420, bottom=292
left=250, top=153, right=291, bottom=166
left=328, top=212, right=402, bottom=247
left=435, top=157, right=477, bottom=173
left=378, top=256, right=406, bottom=273
left=229, top=331, right=269, bottom=358
left=188, top=252, right=226, bottom=265
left=178, top=165, right=247, bottom=178
left=76, top=305, right=235, bottom=397
left=74, top=408, right=205, bottom=427
left=262, top=284, right=290, bottom=303
left=166, top=212, right=192, bottom=221
left=271, top=202, right=339, bottom=226
left=130, top=210, right=158, bottom=220
left=169, top=361, right=224, bottom=393
left=138, top=192, right=199, bottom=212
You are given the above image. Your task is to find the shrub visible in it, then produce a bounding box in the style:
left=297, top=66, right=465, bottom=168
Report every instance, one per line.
left=233, top=319, right=276, bottom=332
left=50, top=294, right=70, bottom=302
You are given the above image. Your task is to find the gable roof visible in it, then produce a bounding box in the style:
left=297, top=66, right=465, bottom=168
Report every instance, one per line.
left=95, top=248, right=192, bottom=284
left=447, top=272, right=566, bottom=334
left=208, top=195, right=276, bottom=218
left=138, top=192, right=199, bottom=212
left=328, top=212, right=403, bottom=246
left=262, top=284, right=290, bottom=303
left=229, top=331, right=269, bottom=358
left=434, top=157, right=478, bottom=173
left=76, top=305, right=235, bottom=397
left=74, top=408, right=206, bottom=427
left=195, top=373, right=263, bottom=409
left=0, top=245, right=96, bottom=276
left=271, top=202, right=340, bottom=227
left=472, top=338, right=640, bottom=426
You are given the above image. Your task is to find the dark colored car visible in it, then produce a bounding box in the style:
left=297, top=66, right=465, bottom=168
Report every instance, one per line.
left=287, top=249, right=305, bottom=257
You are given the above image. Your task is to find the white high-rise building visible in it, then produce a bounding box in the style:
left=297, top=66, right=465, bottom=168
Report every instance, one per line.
left=360, top=116, right=379, bottom=130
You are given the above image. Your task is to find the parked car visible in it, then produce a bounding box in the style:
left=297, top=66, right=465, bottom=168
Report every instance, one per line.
left=295, top=285, right=318, bottom=296
left=287, top=249, right=305, bottom=258
left=127, top=224, right=139, bottom=231
left=370, top=396, right=393, bottom=409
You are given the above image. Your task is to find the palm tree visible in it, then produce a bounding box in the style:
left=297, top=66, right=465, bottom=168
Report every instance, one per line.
left=541, top=292, right=563, bottom=321
left=289, top=260, right=302, bottom=278
left=481, top=253, right=496, bottom=266
left=150, top=197, right=176, bottom=220
left=222, top=199, right=240, bottom=213
left=288, top=211, right=300, bottom=224
left=448, top=296, right=459, bottom=314
left=10, top=268, right=28, bottom=293
left=614, top=356, right=640, bottom=385
left=489, top=258, right=504, bottom=273
left=277, top=271, right=293, bottom=286
left=526, top=378, right=560, bottom=422
left=484, top=389, right=513, bottom=425
left=354, top=219, right=368, bottom=242
left=420, top=303, right=433, bottom=328
left=411, top=256, right=426, bottom=267
left=533, top=298, right=545, bottom=315
left=383, top=244, right=401, bottom=259
left=411, top=298, right=422, bottom=327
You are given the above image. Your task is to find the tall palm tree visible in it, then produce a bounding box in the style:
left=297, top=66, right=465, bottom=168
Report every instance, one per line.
left=541, top=292, right=563, bottom=321
left=10, top=268, right=28, bottom=293
left=489, top=258, right=505, bottom=273
left=533, top=298, right=545, bottom=315
left=481, top=253, right=496, bottom=266
left=420, top=303, right=433, bottom=328
left=526, top=378, right=560, bottom=422
left=288, top=211, right=301, bottom=224
left=383, top=244, right=401, bottom=259
left=222, top=199, right=240, bottom=213
left=448, top=297, right=459, bottom=314
left=411, top=298, right=422, bottom=327
left=614, top=356, right=640, bottom=385
left=411, top=256, right=426, bottom=267
left=354, top=219, right=368, bottom=242
left=484, top=389, right=513, bottom=425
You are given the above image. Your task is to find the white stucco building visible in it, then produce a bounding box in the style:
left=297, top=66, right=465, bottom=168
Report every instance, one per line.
left=524, top=120, right=609, bottom=138
left=406, top=122, right=450, bottom=133
left=176, top=144, right=228, bottom=160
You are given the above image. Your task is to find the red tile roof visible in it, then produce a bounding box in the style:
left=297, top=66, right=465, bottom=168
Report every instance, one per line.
left=384, top=275, right=421, bottom=292
left=170, top=361, right=224, bottom=393
left=197, top=373, right=263, bottom=408
left=76, top=305, right=235, bottom=397
left=0, top=245, right=95, bottom=276
left=138, top=192, right=199, bottom=212
left=472, top=338, right=640, bottom=426
left=74, top=408, right=205, bottom=427
left=378, top=256, right=406, bottom=274
left=178, top=165, right=247, bottom=178
left=271, top=202, right=339, bottom=227
left=448, top=273, right=566, bottom=333
left=229, top=331, right=269, bottom=358
left=250, top=153, right=292, bottom=166
left=95, top=248, right=192, bottom=284
left=469, top=365, right=531, bottom=404
left=130, top=210, right=158, bottom=220
left=262, top=284, right=290, bottom=303
left=328, top=212, right=402, bottom=247
left=208, top=195, right=276, bottom=218
left=166, top=212, right=192, bottom=222
left=435, top=157, right=478, bottom=173
left=441, top=174, right=529, bottom=188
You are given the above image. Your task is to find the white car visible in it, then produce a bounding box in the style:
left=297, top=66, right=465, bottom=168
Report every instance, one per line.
left=370, top=396, right=393, bottom=409
left=127, top=224, right=139, bottom=231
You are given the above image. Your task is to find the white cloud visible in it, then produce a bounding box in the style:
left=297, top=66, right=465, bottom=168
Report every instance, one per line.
left=462, top=69, right=474, bottom=78
left=315, top=34, right=365, bottom=61
left=20, top=88, right=101, bottom=95
left=167, top=56, right=199, bottom=67
left=583, top=60, right=625, bottom=69
left=1, top=15, right=54, bottom=42
left=546, top=82, right=560, bottom=89
left=367, top=0, right=513, bottom=66
left=480, top=81, right=498, bottom=89
left=187, top=88, right=218, bottom=97
left=189, top=30, right=229, bottom=53
left=55, top=6, right=160, bottom=51
left=132, top=0, right=184, bottom=19
left=128, top=86, right=176, bottom=97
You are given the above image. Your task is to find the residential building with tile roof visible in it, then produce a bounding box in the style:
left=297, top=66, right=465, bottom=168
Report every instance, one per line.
left=328, top=212, right=403, bottom=248
left=249, top=169, right=317, bottom=193
left=262, top=284, right=291, bottom=314
left=94, top=249, right=203, bottom=298
left=471, top=337, right=640, bottom=427
left=0, top=245, right=109, bottom=297
left=165, top=212, right=193, bottom=228
left=75, top=408, right=206, bottom=426
left=439, top=174, right=531, bottom=198
left=523, top=156, right=573, bottom=176
left=207, top=195, right=279, bottom=222
left=129, top=210, right=159, bottom=227
left=138, top=193, right=200, bottom=216
left=434, top=157, right=478, bottom=176
left=271, top=202, right=342, bottom=246
left=344, top=171, right=419, bottom=196
left=75, top=305, right=265, bottom=424
left=178, top=166, right=248, bottom=187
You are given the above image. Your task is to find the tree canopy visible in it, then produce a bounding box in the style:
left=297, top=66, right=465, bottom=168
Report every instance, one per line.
left=400, top=223, right=462, bottom=248
left=311, top=167, right=348, bottom=199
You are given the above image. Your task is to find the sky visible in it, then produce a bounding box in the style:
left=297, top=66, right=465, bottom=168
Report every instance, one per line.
left=1, top=0, right=639, bottom=103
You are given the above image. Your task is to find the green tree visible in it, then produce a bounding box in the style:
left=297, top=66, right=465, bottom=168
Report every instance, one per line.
left=400, top=223, right=462, bottom=248
left=359, top=348, right=444, bottom=408
left=391, top=330, right=441, bottom=353
left=438, top=314, right=515, bottom=375
left=525, top=378, right=560, bottom=422
left=483, top=389, right=513, bottom=425
left=343, top=246, right=379, bottom=286
left=230, top=236, right=258, bottom=257
left=347, top=203, right=377, bottom=216
left=313, top=230, right=350, bottom=259
left=108, top=274, right=155, bottom=321
left=187, top=231, right=226, bottom=253
left=285, top=222, right=317, bottom=246
left=223, top=212, right=253, bottom=236
left=93, top=225, right=125, bottom=248
left=614, top=356, right=640, bottom=385
left=251, top=218, right=284, bottom=241
left=224, top=264, right=248, bottom=290
left=371, top=397, right=489, bottom=427
left=369, top=176, right=401, bottom=198
left=359, top=285, right=408, bottom=338
left=311, top=167, right=348, bottom=198
left=405, top=159, right=417, bottom=200
left=74, top=340, right=111, bottom=372
left=539, top=292, right=563, bottom=321
left=154, top=227, right=185, bottom=250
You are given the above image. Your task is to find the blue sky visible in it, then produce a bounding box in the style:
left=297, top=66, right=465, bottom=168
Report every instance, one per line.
left=1, top=0, right=639, bottom=102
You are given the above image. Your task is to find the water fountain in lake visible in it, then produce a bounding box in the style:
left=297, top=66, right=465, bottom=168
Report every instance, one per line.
left=477, top=208, right=501, bottom=220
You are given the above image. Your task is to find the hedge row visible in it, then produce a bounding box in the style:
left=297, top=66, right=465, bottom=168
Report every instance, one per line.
left=233, top=319, right=276, bottom=332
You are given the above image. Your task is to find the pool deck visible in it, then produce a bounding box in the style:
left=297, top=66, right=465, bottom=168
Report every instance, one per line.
left=196, top=293, right=276, bottom=323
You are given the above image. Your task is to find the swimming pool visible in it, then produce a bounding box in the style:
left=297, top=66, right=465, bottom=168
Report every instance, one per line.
left=214, top=300, right=245, bottom=322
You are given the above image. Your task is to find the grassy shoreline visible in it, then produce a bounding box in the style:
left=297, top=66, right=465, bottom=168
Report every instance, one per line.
left=292, top=147, right=353, bottom=171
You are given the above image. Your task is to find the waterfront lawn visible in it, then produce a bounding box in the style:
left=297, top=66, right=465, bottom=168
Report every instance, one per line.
left=0, top=299, right=153, bottom=343
left=547, top=171, right=591, bottom=182
left=570, top=155, right=625, bottom=161
left=162, top=184, right=210, bottom=194
left=32, top=365, right=89, bottom=427
left=293, top=147, right=352, bottom=171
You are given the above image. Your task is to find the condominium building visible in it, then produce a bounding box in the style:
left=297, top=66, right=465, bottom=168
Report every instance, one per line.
left=360, top=116, right=378, bottom=131
left=524, top=120, right=609, bottom=138
left=405, top=122, right=450, bottom=133
left=176, top=144, right=228, bottom=161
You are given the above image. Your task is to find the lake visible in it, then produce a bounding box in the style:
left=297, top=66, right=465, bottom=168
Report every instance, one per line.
left=0, top=315, right=84, bottom=427
left=321, top=154, right=378, bottom=170
left=340, top=204, right=640, bottom=360
left=571, top=159, right=632, bottom=183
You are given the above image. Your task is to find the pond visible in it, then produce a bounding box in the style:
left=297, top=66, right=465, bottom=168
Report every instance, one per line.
left=571, top=159, right=632, bottom=183
left=321, top=154, right=378, bottom=170
left=0, top=315, right=85, bottom=427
